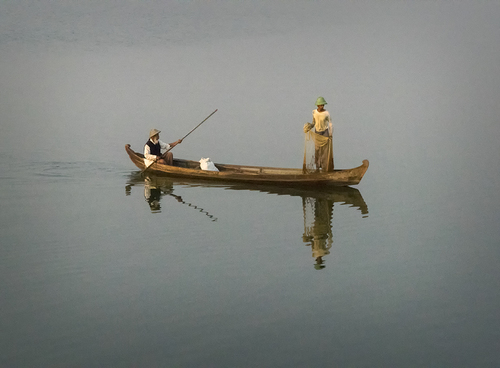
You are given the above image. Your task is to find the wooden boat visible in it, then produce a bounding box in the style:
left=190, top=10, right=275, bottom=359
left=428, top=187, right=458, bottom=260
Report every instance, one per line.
left=125, top=144, right=369, bottom=187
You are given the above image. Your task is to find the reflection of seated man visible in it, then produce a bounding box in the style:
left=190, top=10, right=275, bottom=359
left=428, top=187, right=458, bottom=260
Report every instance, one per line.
left=144, top=180, right=162, bottom=211
left=144, top=177, right=183, bottom=212
left=144, top=129, right=183, bottom=166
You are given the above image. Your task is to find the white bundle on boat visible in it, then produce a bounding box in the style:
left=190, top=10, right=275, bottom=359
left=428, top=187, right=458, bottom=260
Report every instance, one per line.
left=199, top=157, right=219, bottom=171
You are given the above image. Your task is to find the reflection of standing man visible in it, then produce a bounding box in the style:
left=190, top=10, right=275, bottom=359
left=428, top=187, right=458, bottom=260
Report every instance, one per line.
left=302, top=197, right=334, bottom=269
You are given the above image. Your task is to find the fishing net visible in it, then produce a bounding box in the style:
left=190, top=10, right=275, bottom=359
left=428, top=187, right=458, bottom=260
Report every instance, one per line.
left=302, top=128, right=334, bottom=173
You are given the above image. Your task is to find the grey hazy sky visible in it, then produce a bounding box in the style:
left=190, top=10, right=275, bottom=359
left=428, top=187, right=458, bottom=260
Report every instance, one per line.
left=1, top=1, right=499, bottom=177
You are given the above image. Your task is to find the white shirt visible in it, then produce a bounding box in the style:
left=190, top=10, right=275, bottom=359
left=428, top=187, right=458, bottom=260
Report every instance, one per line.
left=312, top=109, right=333, bottom=136
left=144, top=139, right=171, bottom=166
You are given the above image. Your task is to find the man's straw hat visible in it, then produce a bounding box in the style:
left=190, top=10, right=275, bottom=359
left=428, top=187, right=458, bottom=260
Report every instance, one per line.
left=149, top=129, right=161, bottom=138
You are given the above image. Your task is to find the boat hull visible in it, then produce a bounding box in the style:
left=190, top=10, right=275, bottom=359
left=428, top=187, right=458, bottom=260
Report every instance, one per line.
left=125, top=144, right=368, bottom=187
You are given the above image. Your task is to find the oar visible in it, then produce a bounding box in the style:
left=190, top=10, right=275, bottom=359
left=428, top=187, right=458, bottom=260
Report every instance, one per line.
left=141, top=109, right=218, bottom=175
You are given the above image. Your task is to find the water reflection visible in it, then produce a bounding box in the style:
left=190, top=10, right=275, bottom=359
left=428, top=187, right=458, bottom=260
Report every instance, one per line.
left=125, top=173, right=368, bottom=268
left=302, top=196, right=333, bottom=270
left=216, top=183, right=368, bottom=270
left=125, top=174, right=217, bottom=220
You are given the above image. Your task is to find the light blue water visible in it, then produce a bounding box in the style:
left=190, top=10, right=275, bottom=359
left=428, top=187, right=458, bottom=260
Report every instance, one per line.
left=1, top=1, right=500, bottom=366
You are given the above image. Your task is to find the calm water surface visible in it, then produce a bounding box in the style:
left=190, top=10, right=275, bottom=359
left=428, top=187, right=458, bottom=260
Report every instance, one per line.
left=1, top=1, right=500, bottom=367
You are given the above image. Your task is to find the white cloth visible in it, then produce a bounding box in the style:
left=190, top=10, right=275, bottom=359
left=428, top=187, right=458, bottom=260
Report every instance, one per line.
left=312, top=109, right=333, bottom=136
left=144, top=139, right=171, bottom=166
left=199, top=157, right=219, bottom=171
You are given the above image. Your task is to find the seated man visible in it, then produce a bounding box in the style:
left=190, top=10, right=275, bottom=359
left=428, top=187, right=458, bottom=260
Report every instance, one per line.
left=144, top=129, right=182, bottom=166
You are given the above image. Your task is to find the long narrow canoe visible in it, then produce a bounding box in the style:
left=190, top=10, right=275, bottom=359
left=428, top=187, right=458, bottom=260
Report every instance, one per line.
left=125, top=144, right=369, bottom=187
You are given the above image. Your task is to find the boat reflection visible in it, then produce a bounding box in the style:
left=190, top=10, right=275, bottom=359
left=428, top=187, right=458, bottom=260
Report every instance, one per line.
left=125, top=173, right=218, bottom=220
left=125, top=173, right=368, bottom=268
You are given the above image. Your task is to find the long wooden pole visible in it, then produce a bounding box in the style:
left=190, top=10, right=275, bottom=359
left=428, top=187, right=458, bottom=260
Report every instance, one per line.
left=141, top=109, right=218, bottom=175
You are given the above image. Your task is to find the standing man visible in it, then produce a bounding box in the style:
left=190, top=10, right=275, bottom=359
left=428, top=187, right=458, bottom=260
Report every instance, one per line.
left=304, top=97, right=334, bottom=171
left=311, top=96, right=333, bottom=138
left=144, top=129, right=182, bottom=166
